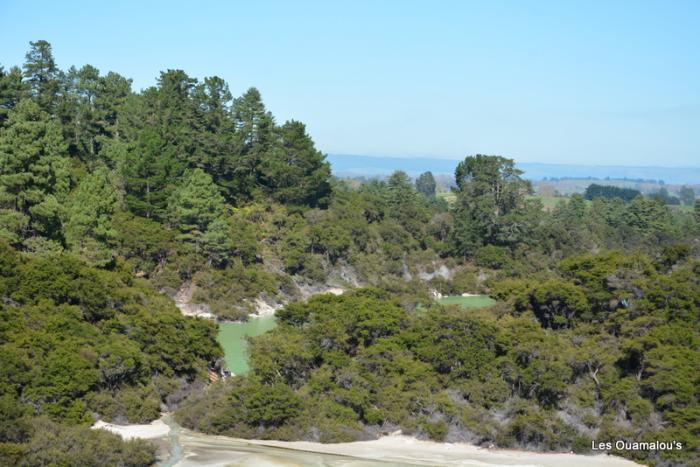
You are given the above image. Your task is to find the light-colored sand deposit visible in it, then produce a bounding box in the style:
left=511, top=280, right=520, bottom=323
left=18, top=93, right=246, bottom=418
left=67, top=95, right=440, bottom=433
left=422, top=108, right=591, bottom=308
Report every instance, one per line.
left=92, top=418, right=170, bottom=440
left=177, top=431, right=639, bottom=467
left=93, top=416, right=640, bottom=467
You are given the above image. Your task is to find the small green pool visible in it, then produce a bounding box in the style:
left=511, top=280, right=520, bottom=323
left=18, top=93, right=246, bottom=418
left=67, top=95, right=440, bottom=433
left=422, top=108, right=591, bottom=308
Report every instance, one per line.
left=437, top=295, right=496, bottom=309
left=217, top=314, right=277, bottom=375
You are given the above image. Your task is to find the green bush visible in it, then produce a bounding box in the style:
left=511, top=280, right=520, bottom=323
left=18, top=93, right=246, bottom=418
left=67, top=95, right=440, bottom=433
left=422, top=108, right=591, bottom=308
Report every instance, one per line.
left=474, top=245, right=511, bottom=269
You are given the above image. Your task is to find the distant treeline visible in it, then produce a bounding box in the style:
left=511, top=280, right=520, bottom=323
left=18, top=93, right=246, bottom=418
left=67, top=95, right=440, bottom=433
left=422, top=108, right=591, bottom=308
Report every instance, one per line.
left=544, top=176, right=664, bottom=184
left=583, top=183, right=692, bottom=206
left=584, top=184, right=642, bottom=202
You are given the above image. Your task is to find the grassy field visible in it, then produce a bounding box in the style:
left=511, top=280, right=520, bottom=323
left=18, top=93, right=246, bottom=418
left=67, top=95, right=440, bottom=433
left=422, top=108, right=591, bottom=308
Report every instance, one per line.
left=444, top=191, right=575, bottom=211
left=527, top=194, right=564, bottom=210
left=437, top=295, right=496, bottom=309
left=528, top=194, right=597, bottom=211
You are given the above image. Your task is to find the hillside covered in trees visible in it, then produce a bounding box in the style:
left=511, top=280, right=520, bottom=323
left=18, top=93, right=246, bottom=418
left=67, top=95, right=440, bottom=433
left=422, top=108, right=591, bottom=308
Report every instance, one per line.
left=1, top=42, right=699, bottom=466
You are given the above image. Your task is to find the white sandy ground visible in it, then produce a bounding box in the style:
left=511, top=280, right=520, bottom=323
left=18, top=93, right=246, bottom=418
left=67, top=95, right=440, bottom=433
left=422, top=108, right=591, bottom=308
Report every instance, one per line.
left=252, top=298, right=282, bottom=316
left=251, top=287, right=345, bottom=317
left=92, top=418, right=170, bottom=440
left=93, top=416, right=640, bottom=467
left=174, top=283, right=216, bottom=320
left=193, top=434, right=640, bottom=467
left=174, top=282, right=347, bottom=319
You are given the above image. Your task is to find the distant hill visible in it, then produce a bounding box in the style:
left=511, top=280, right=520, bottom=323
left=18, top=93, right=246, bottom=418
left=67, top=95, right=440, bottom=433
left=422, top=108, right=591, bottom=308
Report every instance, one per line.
left=327, top=154, right=700, bottom=185
left=327, top=154, right=457, bottom=177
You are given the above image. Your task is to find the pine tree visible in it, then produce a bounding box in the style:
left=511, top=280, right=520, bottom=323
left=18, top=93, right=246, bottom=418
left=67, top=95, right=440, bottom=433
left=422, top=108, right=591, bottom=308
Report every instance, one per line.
left=0, top=99, right=70, bottom=243
left=0, top=66, right=29, bottom=126
left=60, top=64, right=103, bottom=161
left=233, top=87, right=272, bottom=148
left=230, top=87, right=274, bottom=199
left=415, top=171, right=436, bottom=197
left=191, top=76, right=235, bottom=186
left=260, top=120, right=331, bottom=206
left=201, top=217, right=233, bottom=267
left=386, top=170, right=428, bottom=237
left=118, top=70, right=199, bottom=213
left=387, top=171, right=416, bottom=206
left=64, top=167, right=121, bottom=265
left=167, top=168, right=225, bottom=243
left=121, top=129, right=178, bottom=218
left=95, top=71, right=132, bottom=142
left=627, top=196, right=672, bottom=235
left=0, top=208, right=28, bottom=245
left=154, top=69, right=200, bottom=165
left=23, top=40, right=61, bottom=113
left=453, top=155, right=531, bottom=252
left=193, top=76, right=232, bottom=136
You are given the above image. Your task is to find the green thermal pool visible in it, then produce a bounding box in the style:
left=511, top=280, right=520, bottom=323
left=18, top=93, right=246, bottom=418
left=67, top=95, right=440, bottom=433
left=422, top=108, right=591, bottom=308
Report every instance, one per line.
left=217, top=314, right=277, bottom=375
left=436, top=295, right=496, bottom=309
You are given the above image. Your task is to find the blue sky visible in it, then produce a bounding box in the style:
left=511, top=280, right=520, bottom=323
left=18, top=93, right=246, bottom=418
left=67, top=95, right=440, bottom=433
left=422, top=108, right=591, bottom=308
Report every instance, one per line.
left=1, top=0, right=699, bottom=166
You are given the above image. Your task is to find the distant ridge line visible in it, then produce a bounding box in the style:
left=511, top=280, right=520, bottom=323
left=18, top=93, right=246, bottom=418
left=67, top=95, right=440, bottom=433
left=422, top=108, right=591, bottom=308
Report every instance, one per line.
left=326, top=154, right=700, bottom=185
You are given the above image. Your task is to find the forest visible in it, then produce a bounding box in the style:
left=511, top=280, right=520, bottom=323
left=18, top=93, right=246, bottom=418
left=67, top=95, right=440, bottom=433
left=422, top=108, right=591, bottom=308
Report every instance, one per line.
left=0, top=41, right=699, bottom=466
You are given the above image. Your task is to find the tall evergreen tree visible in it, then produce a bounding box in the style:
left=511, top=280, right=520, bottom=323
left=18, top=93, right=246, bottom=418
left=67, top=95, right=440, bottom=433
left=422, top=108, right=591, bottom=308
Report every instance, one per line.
left=201, top=217, right=233, bottom=267
left=64, top=167, right=121, bottom=265
left=453, top=155, right=531, bottom=253
left=121, top=129, right=176, bottom=219
left=386, top=170, right=429, bottom=237
left=193, top=76, right=232, bottom=135
left=121, top=70, right=198, bottom=175
left=167, top=168, right=225, bottom=243
left=0, top=66, right=29, bottom=126
left=59, top=64, right=103, bottom=161
left=95, top=71, right=132, bottom=142
left=415, top=171, right=436, bottom=197
left=387, top=171, right=415, bottom=205
left=117, top=73, right=200, bottom=218
left=260, top=120, right=331, bottom=206
left=23, top=40, right=61, bottom=113
left=191, top=76, right=235, bottom=184
left=0, top=99, right=70, bottom=244
left=154, top=70, right=199, bottom=164
left=230, top=87, right=274, bottom=199
left=627, top=196, right=673, bottom=235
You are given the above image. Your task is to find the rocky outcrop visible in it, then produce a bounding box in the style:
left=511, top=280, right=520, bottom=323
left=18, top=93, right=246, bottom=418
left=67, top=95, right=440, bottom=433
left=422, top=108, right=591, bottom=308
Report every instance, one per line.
left=172, top=282, right=215, bottom=320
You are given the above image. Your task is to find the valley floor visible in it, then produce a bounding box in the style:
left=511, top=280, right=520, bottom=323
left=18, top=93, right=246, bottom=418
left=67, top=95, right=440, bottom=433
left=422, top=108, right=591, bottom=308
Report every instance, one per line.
left=93, top=416, right=640, bottom=467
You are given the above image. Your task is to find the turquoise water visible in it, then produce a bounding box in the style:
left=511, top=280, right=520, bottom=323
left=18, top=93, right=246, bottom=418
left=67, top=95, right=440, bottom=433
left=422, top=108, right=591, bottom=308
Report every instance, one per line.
left=436, top=295, right=495, bottom=309
left=217, top=315, right=277, bottom=375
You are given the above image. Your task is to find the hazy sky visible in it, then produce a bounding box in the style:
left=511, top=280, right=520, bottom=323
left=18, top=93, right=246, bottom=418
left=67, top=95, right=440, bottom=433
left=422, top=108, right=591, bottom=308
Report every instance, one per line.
left=1, top=0, right=699, bottom=166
